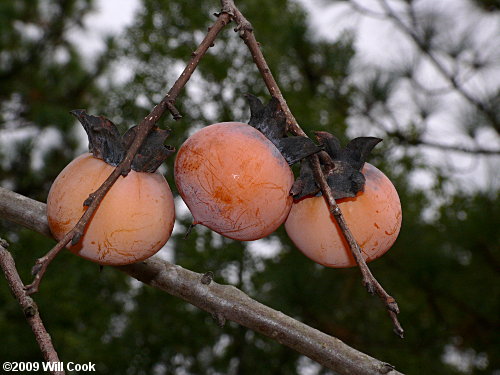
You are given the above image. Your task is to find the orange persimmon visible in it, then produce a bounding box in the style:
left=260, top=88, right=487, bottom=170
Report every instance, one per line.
left=47, top=109, right=175, bottom=266
left=47, top=153, right=175, bottom=265
left=174, top=122, right=294, bottom=241
left=285, top=163, right=401, bottom=268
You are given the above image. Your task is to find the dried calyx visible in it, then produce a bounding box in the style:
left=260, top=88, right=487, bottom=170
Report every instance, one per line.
left=244, top=95, right=381, bottom=200
left=291, top=131, right=382, bottom=200
left=246, top=94, right=322, bottom=165
left=70, top=110, right=175, bottom=173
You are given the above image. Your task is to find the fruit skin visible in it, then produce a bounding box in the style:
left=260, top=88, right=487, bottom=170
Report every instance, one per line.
left=47, top=153, right=175, bottom=265
left=285, top=163, right=401, bottom=268
left=174, top=122, right=294, bottom=241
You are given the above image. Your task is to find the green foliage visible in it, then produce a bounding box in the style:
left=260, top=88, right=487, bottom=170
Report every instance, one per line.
left=1, top=0, right=499, bottom=374
left=472, top=0, right=500, bottom=12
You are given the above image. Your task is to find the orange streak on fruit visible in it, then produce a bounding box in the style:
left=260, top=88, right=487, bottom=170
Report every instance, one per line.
left=175, top=122, right=294, bottom=241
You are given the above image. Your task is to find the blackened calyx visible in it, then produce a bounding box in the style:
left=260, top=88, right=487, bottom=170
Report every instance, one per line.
left=123, top=125, right=175, bottom=173
left=70, top=110, right=175, bottom=173
left=291, top=132, right=382, bottom=200
left=246, top=94, right=322, bottom=165
left=71, top=109, right=124, bottom=165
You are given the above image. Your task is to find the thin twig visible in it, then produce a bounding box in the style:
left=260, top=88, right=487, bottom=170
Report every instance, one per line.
left=23, top=12, right=232, bottom=295
left=0, top=188, right=404, bottom=375
left=388, top=130, right=500, bottom=155
left=309, top=157, right=403, bottom=336
left=223, top=0, right=403, bottom=337
left=355, top=105, right=500, bottom=155
left=376, top=0, right=498, bottom=130
left=0, top=238, right=65, bottom=375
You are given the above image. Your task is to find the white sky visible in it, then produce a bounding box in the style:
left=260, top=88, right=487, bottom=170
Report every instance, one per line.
left=299, top=0, right=500, bottom=192
left=69, top=0, right=141, bottom=55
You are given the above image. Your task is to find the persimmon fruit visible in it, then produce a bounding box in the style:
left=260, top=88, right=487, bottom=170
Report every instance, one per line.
left=174, top=122, right=295, bottom=241
left=47, top=153, right=175, bottom=265
left=46, top=110, right=175, bottom=266
left=285, top=163, right=402, bottom=268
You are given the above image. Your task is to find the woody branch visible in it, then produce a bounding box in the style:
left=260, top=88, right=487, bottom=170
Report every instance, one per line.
left=0, top=187, right=403, bottom=375
left=221, top=0, right=403, bottom=337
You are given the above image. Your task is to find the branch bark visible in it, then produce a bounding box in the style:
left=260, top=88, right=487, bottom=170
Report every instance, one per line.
left=0, top=186, right=404, bottom=375
left=0, top=238, right=64, bottom=375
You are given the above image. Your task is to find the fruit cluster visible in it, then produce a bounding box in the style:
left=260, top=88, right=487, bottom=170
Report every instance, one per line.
left=47, top=96, right=401, bottom=267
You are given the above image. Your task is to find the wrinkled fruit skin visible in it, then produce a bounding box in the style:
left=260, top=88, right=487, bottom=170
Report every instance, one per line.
left=285, top=163, right=402, bottom=268
left=174, top=122, right=294, bottom=241
left=47, top=153, right=175, bottom=265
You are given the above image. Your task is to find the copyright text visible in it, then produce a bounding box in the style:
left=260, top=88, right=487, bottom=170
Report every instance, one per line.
left=2, top=361, right=96, bottom=372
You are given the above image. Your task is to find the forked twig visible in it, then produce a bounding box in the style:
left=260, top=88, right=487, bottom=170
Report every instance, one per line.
left=222, top=0, right=403, bottom=337
left=24, top=12, right=232, bottom=295
left=0, top=239, right=64, bottom=375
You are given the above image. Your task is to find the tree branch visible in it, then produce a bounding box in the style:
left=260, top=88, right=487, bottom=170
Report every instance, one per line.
left=0, top=187, right=403, bottom=375
left=23, top=11, right=232, bottom=295
left=375, top=0, right=498, bottom=130
left=388, top=131, right=500, bottom=155
left=355, top=104, right=500, bottom=156
left=222, top=0, right=403, bottom=337
left=0, top=238, right=64, bottom=375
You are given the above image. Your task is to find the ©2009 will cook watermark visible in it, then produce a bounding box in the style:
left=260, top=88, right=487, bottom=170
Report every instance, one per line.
left=2, top=361, right=96, bottom=372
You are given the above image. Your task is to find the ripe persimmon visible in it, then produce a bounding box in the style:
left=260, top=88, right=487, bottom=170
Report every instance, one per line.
left=285, top=163, right=402, bottom=268
left=174, top=122, right=295, bottom=241
left=46, top=110, right=175, bottom=265
left=174, top=96, right=320, bottom=241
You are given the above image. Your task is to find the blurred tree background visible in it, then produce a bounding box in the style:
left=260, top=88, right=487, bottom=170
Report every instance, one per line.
left=0, top=0, right=499, bottom=374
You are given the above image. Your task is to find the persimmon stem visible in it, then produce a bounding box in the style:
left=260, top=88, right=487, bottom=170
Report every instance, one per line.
left=223, top=0, right=403, bottom=337
left=310, top=157, right=404, bottom=337
left=24, top=11, right=232, bottom=295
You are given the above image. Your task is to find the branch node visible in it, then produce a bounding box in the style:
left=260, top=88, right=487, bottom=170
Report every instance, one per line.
left=393, top=323, right=404, bottom=339
left=71, top=232, right=82, bottom=246
left=24, top=282, right=39, bottom=295
left=388, top=301, right=400, bottom=314
left=120, top=166, right=131, bottom=177
left=364, top=281, right=376, bottom=295
left=83, top=193, right=95, bottom=207
left=378, top=362, right=397, bottom=374
left=24, top=305, right=38, bottom=318
left=212, top=312, right=226, bottom=328
left=201, top=271, right=214, bottom=285
left=165, top=99, right=182, bottom=120
left=31, top=262, right=43, bottom=276
left=217, top=3, right=235, bottom=17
